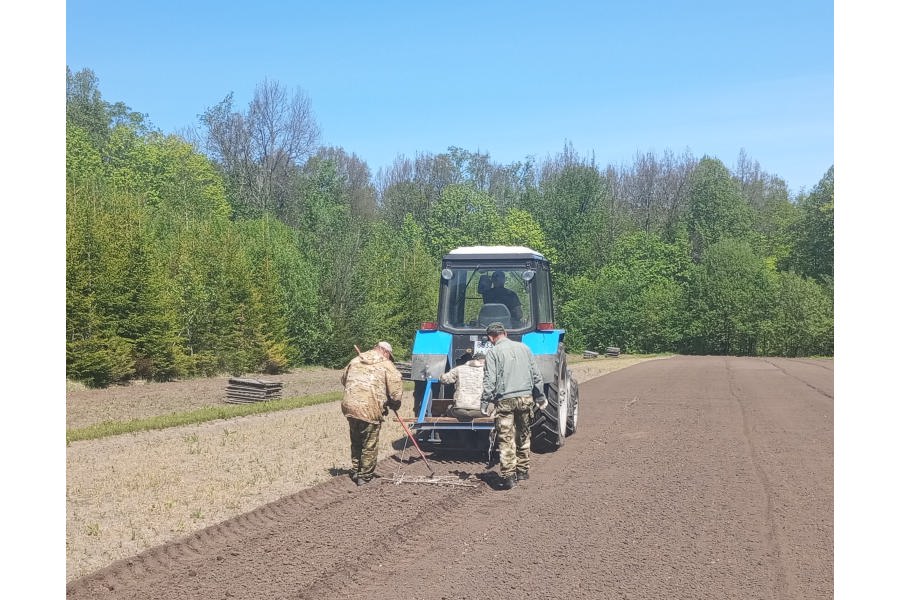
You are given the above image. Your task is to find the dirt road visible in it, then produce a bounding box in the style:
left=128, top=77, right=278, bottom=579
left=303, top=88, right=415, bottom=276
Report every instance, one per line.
left=66, top=356, right=833, bottom=599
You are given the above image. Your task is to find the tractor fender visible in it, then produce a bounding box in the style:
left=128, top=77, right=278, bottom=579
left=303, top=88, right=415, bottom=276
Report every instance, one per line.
left=522, top=330, right=565, bottom=384
left=409, top=329, right=452, bottom=381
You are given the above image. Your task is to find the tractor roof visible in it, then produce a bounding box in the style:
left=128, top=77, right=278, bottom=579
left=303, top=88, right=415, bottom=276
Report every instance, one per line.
left=444, top=245, right=546, bottom=261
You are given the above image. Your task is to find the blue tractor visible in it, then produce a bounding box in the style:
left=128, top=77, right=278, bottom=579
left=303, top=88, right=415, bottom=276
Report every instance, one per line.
left=406, top=245, right=579, bottom=453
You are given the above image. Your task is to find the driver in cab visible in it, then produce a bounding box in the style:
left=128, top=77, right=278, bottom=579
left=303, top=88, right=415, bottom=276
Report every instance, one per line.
left=478, top=270, right=523, bottom=326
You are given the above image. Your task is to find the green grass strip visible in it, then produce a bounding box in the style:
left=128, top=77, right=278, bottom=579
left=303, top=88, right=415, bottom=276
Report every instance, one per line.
left=66, top=391, right=343, bottom=444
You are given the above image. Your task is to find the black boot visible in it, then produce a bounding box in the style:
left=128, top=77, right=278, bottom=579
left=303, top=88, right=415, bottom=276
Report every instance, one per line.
left=496, top=475, right=516, bottom=490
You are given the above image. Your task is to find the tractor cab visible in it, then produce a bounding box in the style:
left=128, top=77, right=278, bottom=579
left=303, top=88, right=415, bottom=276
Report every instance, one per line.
left=405, top=246, right=578, bottom=454
left=438, top=246, right=555, bottom=337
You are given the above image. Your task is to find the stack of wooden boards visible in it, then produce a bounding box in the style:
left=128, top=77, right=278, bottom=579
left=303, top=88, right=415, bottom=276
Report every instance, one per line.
left=395, top=361, right=412, bottom=380
left=225, top=378, right=283, bottom=404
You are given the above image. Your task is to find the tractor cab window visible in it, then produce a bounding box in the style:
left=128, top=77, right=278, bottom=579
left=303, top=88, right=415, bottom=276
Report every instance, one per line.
left=440, top=267, right=533, bottom=331
left=532, top=266, right=553, bottom=325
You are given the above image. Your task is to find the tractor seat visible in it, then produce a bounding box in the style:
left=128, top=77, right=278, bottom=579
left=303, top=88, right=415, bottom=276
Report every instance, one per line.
left=478, top=303, right=511, bottom=328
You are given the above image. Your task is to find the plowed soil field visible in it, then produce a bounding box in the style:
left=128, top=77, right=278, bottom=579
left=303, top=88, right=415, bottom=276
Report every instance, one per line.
left=66, top=356, right=833, bottom=599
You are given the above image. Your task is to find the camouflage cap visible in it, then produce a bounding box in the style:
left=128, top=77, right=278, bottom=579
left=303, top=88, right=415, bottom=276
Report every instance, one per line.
left=376, top=341, right=395, bottom=360
left=485, top=322, right=506, bottom=336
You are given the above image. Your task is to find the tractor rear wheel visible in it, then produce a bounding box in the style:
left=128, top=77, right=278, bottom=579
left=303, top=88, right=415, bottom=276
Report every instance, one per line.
left=531, top=365, right=569, bottom=451
left=565, top=371, right=579, bottom=435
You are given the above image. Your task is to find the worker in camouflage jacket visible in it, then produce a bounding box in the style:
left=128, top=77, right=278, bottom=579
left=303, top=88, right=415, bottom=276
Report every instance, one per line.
left=341, top=341, right=403, bottom=486
left=481, top=322, right=547, bottom=490
left=439, top=351, right=487, bottom=419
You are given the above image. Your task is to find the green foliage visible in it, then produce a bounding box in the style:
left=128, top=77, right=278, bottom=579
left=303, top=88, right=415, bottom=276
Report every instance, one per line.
left=66, top=94, right=280, bottom=382
left=498, top=208, right=557, bottom=264
left=687, top=157, right=753, bottom=260
left=787, top=166, right=834, bottom=281
left=559, top=232, right=689, bottom=353
left=768, top=271, right=833, bottom=356
left=117, top=225, right=187, bottom=381
left=681, top=239, right=775, bottom=355
left=292, top=158, right=372, bottom=366
left=148, top=135, right=232, bottom=220
left=66, top=67, right=149, bottom=148
left=66, top=183, right=186, bottom=385
left=758, top=197, right=801, bottom=271
left=192, top=222, right=269, bottom=375
left=67, top=67, right=110, bottom=146
left=424, top=184, right=503, bottom=257
left=380, top=180, right=431, bottom=229
left=66, top=335, right=135, bottom=388
left=103, top=128, right=231, bottom=221
left=355, top=216, right=438, bottom=358
left=527, top=146, right=610, bottom=275
left=235, top=217, right=325, bottom=367
left=391, top=219, right=441, bottom=352
left=308, top=147, right=377, bottom=217
left=66, top=123, right=104, bottom=195
left=65, top=74, right=836, bottom=387
left=554, top=273, right=596, bottom=352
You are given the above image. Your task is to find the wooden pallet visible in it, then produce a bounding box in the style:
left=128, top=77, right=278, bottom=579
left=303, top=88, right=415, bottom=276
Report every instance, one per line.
left=225, top=378, right=284, bottom=403
left=395, top=362, right=412, bottom=380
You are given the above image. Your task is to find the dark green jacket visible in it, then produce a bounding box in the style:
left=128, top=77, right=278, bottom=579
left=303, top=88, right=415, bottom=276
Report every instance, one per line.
left=482, top=337, right=543, bottom=402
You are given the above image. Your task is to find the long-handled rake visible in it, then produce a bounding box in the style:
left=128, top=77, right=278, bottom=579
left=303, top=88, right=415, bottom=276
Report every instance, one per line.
left=391, top=410, right=477, bottom=487
left=394, top=407, right=435, bottom=477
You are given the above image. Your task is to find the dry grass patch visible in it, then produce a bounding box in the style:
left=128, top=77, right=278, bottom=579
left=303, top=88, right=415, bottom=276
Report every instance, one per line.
left=67, top=400, right=419, bottom=580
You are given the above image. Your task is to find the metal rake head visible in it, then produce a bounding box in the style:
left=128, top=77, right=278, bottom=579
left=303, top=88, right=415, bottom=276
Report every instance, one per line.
left=390, top=474, right=478, bottom=487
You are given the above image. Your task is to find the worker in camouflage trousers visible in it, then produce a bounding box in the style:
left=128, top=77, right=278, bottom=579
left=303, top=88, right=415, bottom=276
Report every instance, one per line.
left=341, top=341, right=403, bottom=486
left=439, top=351, right=487, bottom=419
left=481, top=322, right=547, bottom=490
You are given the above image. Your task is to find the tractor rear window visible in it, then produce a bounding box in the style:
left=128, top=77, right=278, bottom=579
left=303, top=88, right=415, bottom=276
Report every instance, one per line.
left=440, top=268, right=533, bottom=331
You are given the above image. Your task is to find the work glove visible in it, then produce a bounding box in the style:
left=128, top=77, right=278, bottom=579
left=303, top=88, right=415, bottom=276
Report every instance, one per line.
left=480, top=401, right=496, bottom=417
left=386, top=398, right=401, bottom=411
left=534, top=394, right=548, bottom=411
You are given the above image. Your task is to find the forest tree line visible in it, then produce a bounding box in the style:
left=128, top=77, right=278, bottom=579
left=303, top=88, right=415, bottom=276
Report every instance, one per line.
left=66, top=69, right=834, bottom=388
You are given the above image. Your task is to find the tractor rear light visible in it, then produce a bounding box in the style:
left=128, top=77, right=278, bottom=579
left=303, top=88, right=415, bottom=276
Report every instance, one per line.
left=420, top=322, right=438, bottom=331
left=536, top=322, right=555, bottom=331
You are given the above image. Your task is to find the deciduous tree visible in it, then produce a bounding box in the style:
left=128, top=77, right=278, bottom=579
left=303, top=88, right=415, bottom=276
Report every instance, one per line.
left=768, top=271, right=833, bottom=356
left=526, top=143, right=611, bottom=275
left=424, top=184, right=503, bottom=257
left=686, top=157, right=753, bottom=260
left=681, top=239, right=775, bottom=355
left=787, top=166, right=834, bottom=282
left=200, top=80, right=320, bottom=219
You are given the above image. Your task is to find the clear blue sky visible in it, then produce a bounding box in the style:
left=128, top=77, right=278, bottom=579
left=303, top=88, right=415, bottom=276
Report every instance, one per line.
left=66, top=0, right=833, bottom=194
